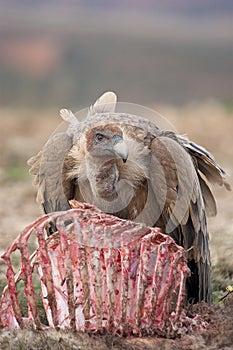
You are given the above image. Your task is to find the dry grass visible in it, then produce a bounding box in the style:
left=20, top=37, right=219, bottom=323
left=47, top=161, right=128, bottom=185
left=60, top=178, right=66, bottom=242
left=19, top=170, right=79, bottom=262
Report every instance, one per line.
left=1, top=304, right=233, bottom=349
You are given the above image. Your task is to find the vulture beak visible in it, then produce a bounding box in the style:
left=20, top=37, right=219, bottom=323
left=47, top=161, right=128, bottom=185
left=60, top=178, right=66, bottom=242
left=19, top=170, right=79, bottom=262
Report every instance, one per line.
left=112, top=136, right=128, bottom=163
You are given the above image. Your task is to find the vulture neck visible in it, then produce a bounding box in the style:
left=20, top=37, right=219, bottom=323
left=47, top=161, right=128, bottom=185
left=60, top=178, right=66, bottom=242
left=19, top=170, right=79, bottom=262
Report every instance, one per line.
left=85, top=154, right=119, bottom=200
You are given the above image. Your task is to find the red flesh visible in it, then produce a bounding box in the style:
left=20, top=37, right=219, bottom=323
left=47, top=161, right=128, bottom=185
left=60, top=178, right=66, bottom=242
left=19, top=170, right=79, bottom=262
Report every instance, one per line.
left=0, top=202, right=190, bottom=336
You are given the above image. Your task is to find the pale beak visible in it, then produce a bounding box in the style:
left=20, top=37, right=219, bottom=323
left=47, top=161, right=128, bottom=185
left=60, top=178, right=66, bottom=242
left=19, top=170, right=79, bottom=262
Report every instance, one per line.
left=112, top=138, right=128, bottom=163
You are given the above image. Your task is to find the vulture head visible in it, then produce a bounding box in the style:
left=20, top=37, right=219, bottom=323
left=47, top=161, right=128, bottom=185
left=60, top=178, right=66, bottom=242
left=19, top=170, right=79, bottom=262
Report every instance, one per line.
left=84, top=124, right=128, bottom=163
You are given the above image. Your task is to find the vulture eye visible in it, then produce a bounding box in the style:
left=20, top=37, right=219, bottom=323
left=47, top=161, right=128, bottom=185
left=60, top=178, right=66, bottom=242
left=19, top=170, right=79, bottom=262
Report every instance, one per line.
left=95, top=133, right=105, bottom=142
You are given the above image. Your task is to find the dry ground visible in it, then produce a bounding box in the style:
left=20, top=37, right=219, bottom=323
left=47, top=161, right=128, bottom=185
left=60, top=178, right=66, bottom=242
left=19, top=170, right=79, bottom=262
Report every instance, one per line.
left=0, top=102, right=233, bottom=349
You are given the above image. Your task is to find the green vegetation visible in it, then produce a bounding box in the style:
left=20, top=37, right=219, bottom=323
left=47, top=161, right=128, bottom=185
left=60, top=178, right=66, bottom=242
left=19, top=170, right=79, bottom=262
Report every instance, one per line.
left=221, top=99, right=233, bottom=112
left=3, top=165, right=29, bottom=181
left=212, top=260, right=233, bottom=304
left=16, top=277, right=48, bottom=325
left=0, top=270, right=48, bottom=325
left=0, top=277, right=6, bottom=297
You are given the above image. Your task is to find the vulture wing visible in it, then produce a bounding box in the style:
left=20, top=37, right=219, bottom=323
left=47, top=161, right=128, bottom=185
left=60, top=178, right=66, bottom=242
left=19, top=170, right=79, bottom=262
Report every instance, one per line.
left=146, top=133, right=212, bottom=302
left=121, top=125, right=230, bottom=303
left=28, top=132, right=73, bottom=213
left=27, top=108, right=81, bottom=213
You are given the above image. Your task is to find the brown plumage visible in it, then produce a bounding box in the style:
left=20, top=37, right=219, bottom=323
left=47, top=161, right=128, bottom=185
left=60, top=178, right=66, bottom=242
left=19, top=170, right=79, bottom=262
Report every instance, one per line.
left=28, top=91, right=231, bottom=303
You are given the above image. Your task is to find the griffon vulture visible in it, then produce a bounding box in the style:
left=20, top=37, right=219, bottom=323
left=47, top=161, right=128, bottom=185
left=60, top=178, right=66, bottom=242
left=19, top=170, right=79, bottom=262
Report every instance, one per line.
left=28, top=91, right=231, bottom=303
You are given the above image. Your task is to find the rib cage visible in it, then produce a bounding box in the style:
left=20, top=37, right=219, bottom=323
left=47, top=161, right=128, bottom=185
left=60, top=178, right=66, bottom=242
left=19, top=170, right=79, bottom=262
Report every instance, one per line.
left=0, top=202, right=190, bottom=336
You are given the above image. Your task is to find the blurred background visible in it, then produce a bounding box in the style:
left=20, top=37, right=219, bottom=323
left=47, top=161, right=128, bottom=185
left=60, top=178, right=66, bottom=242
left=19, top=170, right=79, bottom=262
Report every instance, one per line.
left=1, top=0, right=233, bottom=107
left=0, top=0, right=233, bottom=294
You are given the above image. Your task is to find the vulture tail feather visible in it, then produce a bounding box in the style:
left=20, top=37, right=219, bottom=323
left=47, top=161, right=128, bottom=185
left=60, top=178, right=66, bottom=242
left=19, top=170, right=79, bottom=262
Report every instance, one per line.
left=179, top=137, right=231, bottom=191
left=198, top=174, right=217, bottom=217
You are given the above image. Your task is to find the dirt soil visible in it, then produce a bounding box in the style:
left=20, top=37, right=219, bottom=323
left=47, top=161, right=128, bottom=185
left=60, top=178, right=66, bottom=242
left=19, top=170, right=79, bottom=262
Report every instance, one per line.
left=0, top=102, right=233, bottom=349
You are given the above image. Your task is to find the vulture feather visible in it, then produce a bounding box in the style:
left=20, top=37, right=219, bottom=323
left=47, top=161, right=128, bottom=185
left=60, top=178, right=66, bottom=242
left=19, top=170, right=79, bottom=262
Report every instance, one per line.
left=28, top=91, right=231, bottom=304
